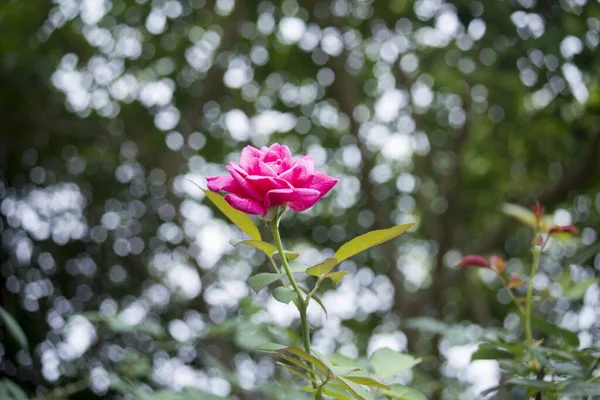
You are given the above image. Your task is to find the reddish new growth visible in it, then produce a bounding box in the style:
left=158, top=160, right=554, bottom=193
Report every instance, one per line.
left=548, top=225, right=579, bottom=236
left=532, top=200, right=544, bottom=224
left=457, top=255, right=490, bottom=269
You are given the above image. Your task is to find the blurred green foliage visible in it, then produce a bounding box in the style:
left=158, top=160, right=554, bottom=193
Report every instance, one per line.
left=1, top=0, right=600, bottom=398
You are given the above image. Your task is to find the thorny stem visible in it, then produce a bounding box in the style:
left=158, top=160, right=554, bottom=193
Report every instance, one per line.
left=269, top=209, right=319, bottom=394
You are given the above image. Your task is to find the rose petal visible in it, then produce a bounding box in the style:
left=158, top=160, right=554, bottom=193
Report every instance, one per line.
left=287, top=188, right=322, bottom=211
left=206, top=176, right=235, bottom=192
left=239, top=146, right=263, bottom=170
left=263, top=143, right=292, bottom=163
left=246, top=175, right=293, bottom=195
left=226, top=165, right=262, bottom=201
left=224, top=194, right=266, bottom=215
left=264, top=188, right=321, bottom=211
left=305, top=172, right=339, bottom=198
left=279, top=155, right=315, bottom=186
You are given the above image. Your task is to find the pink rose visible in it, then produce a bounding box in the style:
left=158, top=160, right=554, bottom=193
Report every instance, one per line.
left=206, top=144, right=339, bottom=215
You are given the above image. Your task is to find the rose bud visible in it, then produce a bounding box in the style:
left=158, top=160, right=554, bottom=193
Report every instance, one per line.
left=457, top=255, right=490, bottom=269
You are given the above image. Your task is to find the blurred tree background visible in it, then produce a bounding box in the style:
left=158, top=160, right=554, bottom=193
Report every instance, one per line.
left=1, top=0, right=600, bottom=398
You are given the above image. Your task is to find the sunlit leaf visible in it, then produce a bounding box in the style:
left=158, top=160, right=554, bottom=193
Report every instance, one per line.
left=344, top=375, right=388, bottom=389
left=334, top=224, right=413, bottom=263
left=501, top=203, right=537, bottom=228
left=370, top=348, right=421, bottom=379
left=256, top=342, right=288, bottom=352
left=328, top=353, right=361, bottom=368
left=320, top=383, right=355, bottom=400
left=379, top=385, right=427, bottom=400
left=0, top=307, right=28, bottom=351
left=330, top=365, right=361, bottom=377
left=202, top=189, right=261, bottom=240
left=248, top=273, right=282, bottom=293
left=334, top=376, right=373, bottom=400
left=326, top=271, right=349, bottom=284
left=305, top=257, right=338, bottom=277
left=272, top=287, right=297, bottom=304
left=307, top=224, right=413, bottom=277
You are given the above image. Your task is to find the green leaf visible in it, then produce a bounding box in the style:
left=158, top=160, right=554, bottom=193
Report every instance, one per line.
left=370, top=348, right=421, bottom=379
left=330, top=365, right=362, bottom=377
left=284, top=347, right=331, bottom=373
left=306, top=257, right=338, bottom=277
left=248, top=273, right=282, bottom=293
left=272, top=287, right=297, bottom=304
left=563, top=278, right=597, bottom=300
left=333, top=223, right=413, bottom=263
left=327, top=271, right=349, bottom=284
left=532, top=316, right=579, bottom=347
left=380, top=385, right=427, bottom=400
left=335, top=376, right=373, bottom=400
left=0, top=379, right=28, bottom=400
left=562, top=381, right=600, bottom=396
left=471, top=343, right=513, bottom=361
left=506, top=378, right=557, bottom=391
left=320, top=383, right=355, bottom=400
left=230, top=239, right=299, bottom=261
left=202, top=189, right=261, bottom=240
left=344, top=375, right=389, bottom=389
left=328, top=353, right=361, bottom=368
left=274, top=353, right=318, bottom=374
left=501, top=203, right=538, bottom=228
left=568, top=241, right=600, bottom=265
left=151, top=388, right=226, bottom=400
left=0, top=307, right=28, bottom=350
left=276, top=362, right=318, bottom=384
left=256, top=342, right=288, bottom=352
left=307, top=223, right=413, bottom=277
left=310, top=293, right=328, bottom=317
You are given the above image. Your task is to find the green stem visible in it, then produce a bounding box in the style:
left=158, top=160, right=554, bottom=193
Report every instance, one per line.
left=525, top=237, right=547, bottom=346
left=269, top=212, right=318, bottom=393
